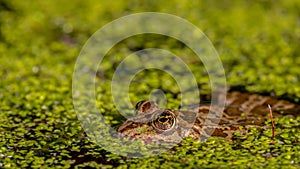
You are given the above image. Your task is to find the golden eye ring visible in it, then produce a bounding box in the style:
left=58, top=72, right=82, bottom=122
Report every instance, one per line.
left=151, top=110, right=176, bottom=133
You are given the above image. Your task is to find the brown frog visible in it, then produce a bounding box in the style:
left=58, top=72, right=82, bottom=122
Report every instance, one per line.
left=118, top=91, right=300, bottom=143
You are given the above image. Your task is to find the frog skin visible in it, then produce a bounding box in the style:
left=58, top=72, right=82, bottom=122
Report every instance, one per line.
left=117, top=91, right=300, bottom=143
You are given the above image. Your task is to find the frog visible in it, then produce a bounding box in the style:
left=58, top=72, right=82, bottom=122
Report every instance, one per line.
left=117, top=91, right=300, bottom=143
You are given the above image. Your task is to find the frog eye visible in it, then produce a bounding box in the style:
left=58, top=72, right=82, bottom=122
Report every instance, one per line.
left=151, top=110, right=176, bottom=132
left=135, top=100, right=159, bottom=113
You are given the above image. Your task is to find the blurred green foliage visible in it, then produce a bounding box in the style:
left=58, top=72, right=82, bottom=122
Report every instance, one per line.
left=0, top=0, right=299, bottom=168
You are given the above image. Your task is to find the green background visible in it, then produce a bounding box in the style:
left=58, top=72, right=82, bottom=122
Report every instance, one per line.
left=0, top=0, right=299, bottom=168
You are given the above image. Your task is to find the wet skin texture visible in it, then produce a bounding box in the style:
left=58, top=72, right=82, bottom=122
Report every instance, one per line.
left=118, top=91, right=300, bottom=143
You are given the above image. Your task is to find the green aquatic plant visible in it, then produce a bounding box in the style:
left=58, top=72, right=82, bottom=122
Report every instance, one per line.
left=0, top=0, right=299, bottom=168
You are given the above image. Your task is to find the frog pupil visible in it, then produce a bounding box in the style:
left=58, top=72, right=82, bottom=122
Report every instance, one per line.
left=158, top=117, right=168, bottom=123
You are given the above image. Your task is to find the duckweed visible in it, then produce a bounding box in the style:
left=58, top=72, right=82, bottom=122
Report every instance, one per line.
left=0, top=0, right=299, bottom=168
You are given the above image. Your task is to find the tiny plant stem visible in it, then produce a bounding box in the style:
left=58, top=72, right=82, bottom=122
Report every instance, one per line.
left=268, top=104, right=276, bottom=138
